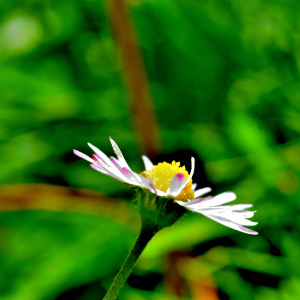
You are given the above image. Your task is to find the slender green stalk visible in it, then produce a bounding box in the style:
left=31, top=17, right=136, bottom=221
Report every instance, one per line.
left=102, top=189, right=185, bottom=300
left=103, top=222, right=160, bottom=300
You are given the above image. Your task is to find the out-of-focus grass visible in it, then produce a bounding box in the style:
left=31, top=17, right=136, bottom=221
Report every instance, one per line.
left=0, top=0, right=300, bottom=299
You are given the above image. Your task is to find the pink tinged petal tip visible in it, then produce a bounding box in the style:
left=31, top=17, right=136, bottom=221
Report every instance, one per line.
left=90, top=154, right=128, bottom=183
left=110, top=156, right=122, bottom=171
left=122, top=167, right=131, bottom=176
left=239, top=226, right=258, bottom=235
left=92, top=154, right=106, bottom=165
left=110, top=157, right=134, bottom=181
left=73, top=150, right=95, bottom=164
left=122, top=167, right=138, bottom=182
left=109, top=157, right=142, bottom=186
left=177, top=173, right=185, bottom=180
left=88, top=143, right=111, bottom=166
left=168, top=173, right=186, bottom=197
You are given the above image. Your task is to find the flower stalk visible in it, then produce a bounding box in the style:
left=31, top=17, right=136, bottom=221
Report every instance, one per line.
left=103, top=219, right=160, bottom=300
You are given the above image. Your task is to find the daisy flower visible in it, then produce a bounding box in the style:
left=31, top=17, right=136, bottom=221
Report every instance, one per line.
left=74, top=137, right=258, bottom=235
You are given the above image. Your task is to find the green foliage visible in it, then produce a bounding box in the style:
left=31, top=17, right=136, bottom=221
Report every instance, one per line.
left=1, top=0, right=300, bottom=299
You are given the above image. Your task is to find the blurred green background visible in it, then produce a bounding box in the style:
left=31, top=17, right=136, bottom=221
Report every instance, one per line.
left=1, top=0, right=300, bottom=299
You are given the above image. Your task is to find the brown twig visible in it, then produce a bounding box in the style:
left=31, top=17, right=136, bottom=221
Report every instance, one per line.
left=106, top=0, right=160, bottom=160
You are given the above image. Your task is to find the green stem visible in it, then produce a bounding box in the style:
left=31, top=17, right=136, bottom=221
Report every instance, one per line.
left=102, top=222, right=160, bottom=300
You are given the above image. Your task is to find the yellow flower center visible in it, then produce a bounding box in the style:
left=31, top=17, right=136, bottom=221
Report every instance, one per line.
left=142, top=161, right=195, bottom=201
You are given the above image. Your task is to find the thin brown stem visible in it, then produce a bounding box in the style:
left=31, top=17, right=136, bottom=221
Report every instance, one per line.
left=106, top=0, right=160, bottom=160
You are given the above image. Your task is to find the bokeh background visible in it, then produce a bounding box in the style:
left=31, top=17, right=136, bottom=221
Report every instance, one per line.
left=1, top=0, right=300, bottom=299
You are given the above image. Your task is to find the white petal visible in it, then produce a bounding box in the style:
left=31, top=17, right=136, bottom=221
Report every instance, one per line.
left=122, top=167, right=135, bottom=179
left=110, top=156, right=123, bottom=172
left=73, top=150, right=95, bottom=164
left=92, top=154, right=106, bottom=165
left=167, top=173, right=186, bottom=197
left=74, top=148, right=129, bottom=183
left=90, top=163, right=109, bottom=175
left=109, top=157, right=145, bottom=186
left=110, top=157, right=131, bottom=179
left=140, top=175, right=167, bottom=197
left=139, top=175, right=157, bottom=194
left=192, top=183, right=197, bottom=190
left=194, top=187, right=212, bottom=198
left=146, top=175, right=158, bottom=195
left=93, top=158, right=121, bottom=177
left=197, top=205, right=256, bottom=219
left=91, top=150, right=148, bottom=189
left=191, top=192, right=236, bottom=209
left=176, top=195, right=214, bottom=209
left=155, top=189, right=168, bottom=197
left=122, top=167, right=144, bottom=186
left=88, top=143, right=112, bottom=166
left=200, top=212, right=258, bottom=235
left=109, top=137, right=131, bottom=169
left=199, top=208, right=258, bottom=226
left=90, top=164, right=121, bottom=180
left=180, top=157, right=195, bottom=191
left=227, top=204, right=253, bottom=210
left=231, top=210, right=256, bottom=219
left=230, top=216, right=257, bottom=226
left=93, top=155, right=130, bottom=183
left=90, top=163, right=107, bottom=173
left=176, top=192, right=258, bottom=235
left=142, top=155, right=154, bottom=171
left=88, top=143, right=135, bottom=183
left=110, top=155, right=143, bottom=185
left=178, top=194, right=257, bottom=226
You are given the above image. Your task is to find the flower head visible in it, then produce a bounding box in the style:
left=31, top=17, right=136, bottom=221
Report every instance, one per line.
left=74, top=138, right=258, bottom=235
